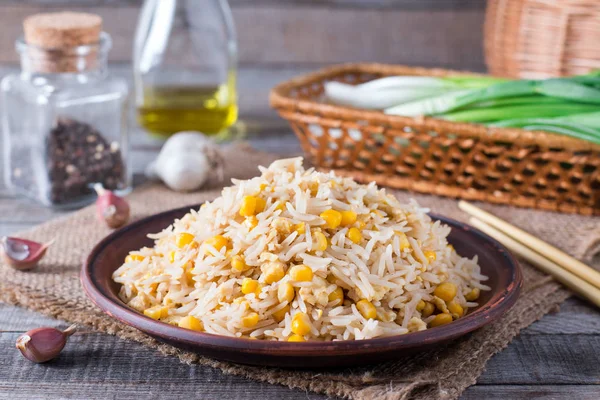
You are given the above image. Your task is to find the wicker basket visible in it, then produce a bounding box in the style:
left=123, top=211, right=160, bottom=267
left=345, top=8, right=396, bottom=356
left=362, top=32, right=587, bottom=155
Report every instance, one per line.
left=485, top=0, right=600, bottom=78
left=269, top=63, right=600, bottom=216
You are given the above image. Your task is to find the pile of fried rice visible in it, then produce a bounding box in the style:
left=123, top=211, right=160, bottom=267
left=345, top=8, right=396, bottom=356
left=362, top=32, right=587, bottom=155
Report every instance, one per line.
left=113, top=158, right=489, bottom=341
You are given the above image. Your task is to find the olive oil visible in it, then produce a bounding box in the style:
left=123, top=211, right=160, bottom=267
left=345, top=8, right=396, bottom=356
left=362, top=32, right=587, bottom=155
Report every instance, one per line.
left=137, top=83, right=238, bottom=136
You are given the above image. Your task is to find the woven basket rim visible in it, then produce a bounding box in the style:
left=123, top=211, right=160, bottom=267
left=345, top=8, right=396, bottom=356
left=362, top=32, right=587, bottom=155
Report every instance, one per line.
left=270, top=63, right=600, bottom=152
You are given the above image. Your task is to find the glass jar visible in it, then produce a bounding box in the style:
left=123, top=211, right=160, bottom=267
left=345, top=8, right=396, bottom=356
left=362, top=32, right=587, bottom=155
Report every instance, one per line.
left=133, top=0, right=237, bottom=138
left=1, top=32, right=130, bottom=209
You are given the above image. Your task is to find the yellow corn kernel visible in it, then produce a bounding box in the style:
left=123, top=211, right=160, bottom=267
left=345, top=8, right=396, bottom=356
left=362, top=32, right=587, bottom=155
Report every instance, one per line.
left=421, top=302, right=435, bottom=318
left=447, top=300, right=464, bottom=317
left=175, top=232, right=195, bottom=248
left=340, top=210, right=357, bottom=226
left=168, top=251, right=176, bottom=263
left=204, top=235, right=229, bottom=253
left=291, top=312, right=312, bottom=336
left=178, top=315, right=204, bottom=331
left=125, top=254, right=144, bottom=263
left=255, top=197, right=267, bottom=213
left=395, top=231, right=411, bottom=250
left=231, top=255, right=249, bottom=272
left=288, top=334, right=305, bottom=342
left=416, top=300, right=426, bottom=312
left=465, top=287, right=480, bottom=301
left=434, top=282, right=458, bottom=302
left=429, top=313, right=453, bottom=328
left=289, top=264, right=313, bottom=282
left=262, top=262, right=285, bottom=284
left=295, top=222, right=306, bottom=235
left=143, top=306, right=168, bottom=320
left=246, top=216, right=258, bottom=229
left=308, top=181, right=319, bottom=196
left=241, top=278, right=259, bottom=295
left=312, top=231, right=328, bottom=252
left=275, top=201, right=286, bottom=212
left=277, top=282, right=295, bottom=303
left=272, top=304, right=290, bottom=323
left=423, top=250, right=437, bottom=263
left=242, top=312, right=259, bottom=328
left=356, top=299, right=377, bottom=320
left=240, top=195, right=258, bottom=217
left=328, top=287, right=344, bottom=305
left=259, top=183, right=268, bottom=191
left=320, top=209, right=342, bottom=229
left=347, top=227, right=362, bottom=244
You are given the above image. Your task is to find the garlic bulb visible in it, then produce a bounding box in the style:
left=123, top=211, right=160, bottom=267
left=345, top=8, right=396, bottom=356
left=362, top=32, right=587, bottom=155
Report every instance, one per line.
left=146, top=131, right=224, bottom=192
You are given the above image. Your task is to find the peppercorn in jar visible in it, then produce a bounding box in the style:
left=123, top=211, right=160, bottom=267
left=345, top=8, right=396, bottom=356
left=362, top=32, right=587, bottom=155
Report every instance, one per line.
left=1, top=12, right=130, bottom=208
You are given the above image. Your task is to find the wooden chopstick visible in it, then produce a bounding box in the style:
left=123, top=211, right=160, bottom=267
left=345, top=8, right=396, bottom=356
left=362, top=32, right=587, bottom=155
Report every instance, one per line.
left=458, top=201, right=600, bottom=290
left=469, top=217, right=600, bottom=308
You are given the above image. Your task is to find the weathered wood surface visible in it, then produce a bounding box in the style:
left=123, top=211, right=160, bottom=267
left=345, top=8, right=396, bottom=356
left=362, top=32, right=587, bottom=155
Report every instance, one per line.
left=2, top=297, right=600, bottom=399
left=0, top=0, right=486, bottom=71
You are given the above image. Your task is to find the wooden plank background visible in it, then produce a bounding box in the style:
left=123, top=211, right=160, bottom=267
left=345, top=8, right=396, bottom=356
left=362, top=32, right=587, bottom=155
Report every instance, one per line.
left=0, top=0, right=487, bottom=71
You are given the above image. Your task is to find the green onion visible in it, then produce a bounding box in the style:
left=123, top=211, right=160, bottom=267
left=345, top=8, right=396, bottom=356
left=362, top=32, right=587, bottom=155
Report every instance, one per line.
left=489, top=119, right=600, bottom=145
left=467, top=95, right=566, bottom=109
left=518, top=125, right=600, bottom=145
left=324, top=81, right=460, bottom=110
left=323, top=71, right=600, bottom=145
left=553, top=112, right=600, bottom=129
left=386, top=78, right=600, bottom=117
left=325, top=75, right=504, bottom=110
left=536, top=79, right=600, bottom=104
left=385, top=89, right=473, bottom=116
left=439, top=75, right=508, bottom=88
left=441, top=104, right=600, bottom=123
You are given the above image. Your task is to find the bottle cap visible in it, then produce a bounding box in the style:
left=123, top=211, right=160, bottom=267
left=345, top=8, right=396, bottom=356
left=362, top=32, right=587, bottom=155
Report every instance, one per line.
left=21, top=12, right=104, bottom=73
left=23, top=11, right=102, bottom=49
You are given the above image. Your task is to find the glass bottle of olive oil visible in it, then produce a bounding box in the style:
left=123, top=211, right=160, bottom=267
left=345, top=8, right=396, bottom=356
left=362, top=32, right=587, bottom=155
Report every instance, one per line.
left=133, top=0, right=237, bottom=137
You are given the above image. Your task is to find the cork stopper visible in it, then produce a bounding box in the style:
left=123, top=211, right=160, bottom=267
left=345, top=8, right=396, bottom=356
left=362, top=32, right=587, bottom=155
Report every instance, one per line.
left=24, top=12, right=102, bottom=49
left=21, top=12, right=104, bottom=73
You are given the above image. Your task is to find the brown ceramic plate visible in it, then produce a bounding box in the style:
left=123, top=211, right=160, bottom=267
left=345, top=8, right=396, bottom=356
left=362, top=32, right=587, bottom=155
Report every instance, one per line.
left=82, top=204, right=522, bottom=368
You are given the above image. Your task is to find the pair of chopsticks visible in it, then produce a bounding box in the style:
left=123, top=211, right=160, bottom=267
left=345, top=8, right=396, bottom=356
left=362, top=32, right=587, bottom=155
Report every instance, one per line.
left=458, top=201, right=600, bottom=308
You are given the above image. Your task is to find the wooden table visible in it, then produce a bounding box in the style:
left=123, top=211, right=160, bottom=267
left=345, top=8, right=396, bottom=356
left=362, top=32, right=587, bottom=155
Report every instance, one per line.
left=2, top=122, right=600, bottom=400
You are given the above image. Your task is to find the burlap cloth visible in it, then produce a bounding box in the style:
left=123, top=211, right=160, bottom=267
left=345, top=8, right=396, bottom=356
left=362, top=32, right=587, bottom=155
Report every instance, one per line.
left=2, top=144, right=599, bottom=400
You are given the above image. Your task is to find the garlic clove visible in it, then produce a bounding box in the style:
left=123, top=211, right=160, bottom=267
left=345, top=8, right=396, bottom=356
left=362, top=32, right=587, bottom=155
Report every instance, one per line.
left=147, top=131, right=224, bottom=192
left=0, top=236, right=53, bottom=271
left=16, top=324, right=77, bottom=363
left=158, top=153, right=210, bottom=192
left=94, top=184, right=130, bottom=229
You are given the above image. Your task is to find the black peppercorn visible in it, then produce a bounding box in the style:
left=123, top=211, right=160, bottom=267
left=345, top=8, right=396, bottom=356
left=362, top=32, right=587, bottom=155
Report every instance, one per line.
left=45, top=117, right=125, bottom=204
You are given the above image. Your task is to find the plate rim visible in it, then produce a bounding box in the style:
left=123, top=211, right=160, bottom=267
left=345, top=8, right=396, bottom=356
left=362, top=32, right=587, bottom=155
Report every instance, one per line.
left=81, top=203, right=522, bottom=356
